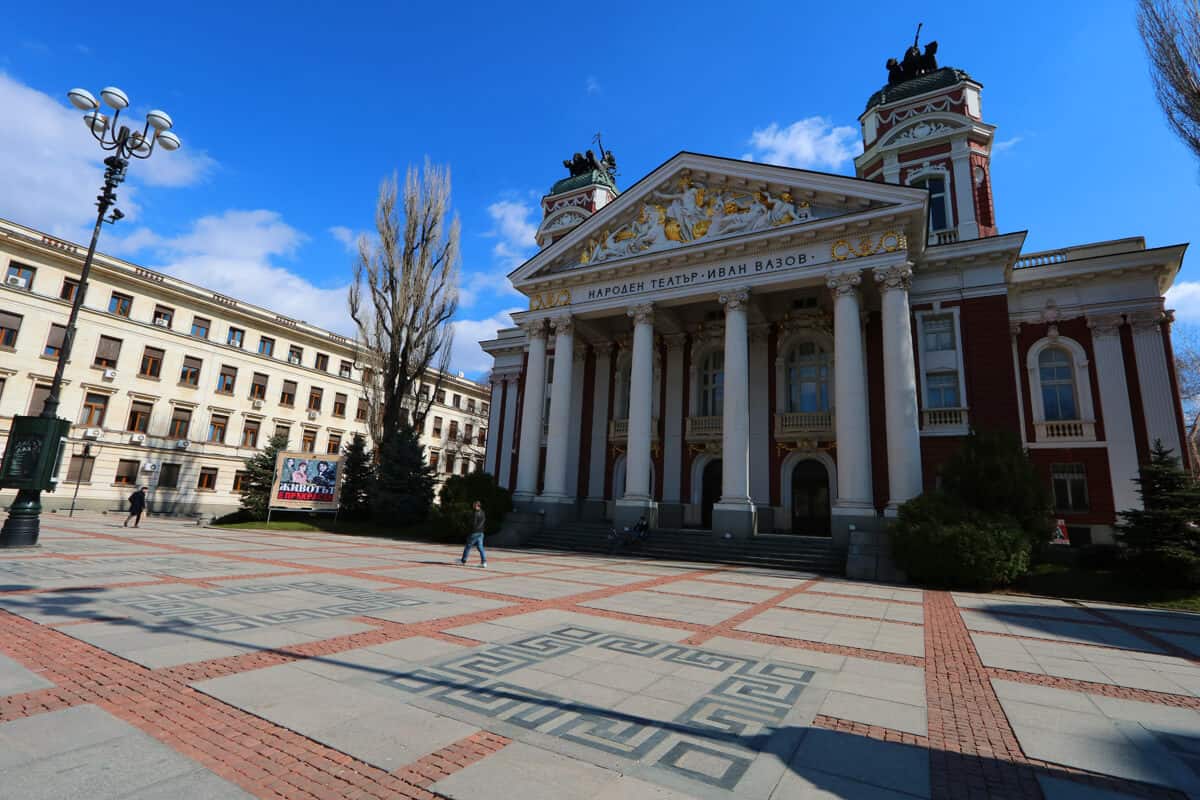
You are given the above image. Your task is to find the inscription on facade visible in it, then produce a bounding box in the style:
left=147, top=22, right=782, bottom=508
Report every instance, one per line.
left=581, top=248, right=817, bottom=303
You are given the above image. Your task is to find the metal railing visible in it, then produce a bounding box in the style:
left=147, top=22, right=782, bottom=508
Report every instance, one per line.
left=774, top=411, right=834, bottom=437
left=686, top=416, right=723, bottom=440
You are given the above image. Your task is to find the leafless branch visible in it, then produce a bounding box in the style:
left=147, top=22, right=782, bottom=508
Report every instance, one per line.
left=1139, top=0, right=1200, bottom=162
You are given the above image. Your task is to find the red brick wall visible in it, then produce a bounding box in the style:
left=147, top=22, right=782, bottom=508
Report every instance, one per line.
left=577, top=348, right=596, bottom=497
left=1029, top=448, right=1116, bottom=525
left=959, top=296, right=1021, bottom=432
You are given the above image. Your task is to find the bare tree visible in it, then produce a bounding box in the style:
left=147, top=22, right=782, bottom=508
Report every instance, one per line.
left=1175, top=323, right=1200, bottom=472
left=1138, top=0, right=1200, bottom=161
left=349, top=161, right=460, bottom=449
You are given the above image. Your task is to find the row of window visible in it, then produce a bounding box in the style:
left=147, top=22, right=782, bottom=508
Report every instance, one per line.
left=427, top=450, right=486, bottom=476
left=66, top=455, right=245, bottom=492
left=417, top=383, right=488, bottom=416
left=427, top=415, right=487, bottom=446
left=3, top=263, right=354, bottom=376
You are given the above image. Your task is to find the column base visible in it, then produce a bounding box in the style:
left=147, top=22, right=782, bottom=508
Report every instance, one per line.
left=831, top=503, right=878, bottom=550
left=845, top=519, right=906, bottom=584
left=580, top=498, right=608, bottom=522
left=512, top=491, right=538, bottom=509
left=712, top=501, right=756, bottom=539
left=533, top=495, right=577, bottom=527
left=614, top=498, right=657, bottom=530
left=656, top=503, right=685, bottom=529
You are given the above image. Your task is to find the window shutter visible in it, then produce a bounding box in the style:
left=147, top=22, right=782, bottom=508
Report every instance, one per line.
left=46, top=324, right=66, bottom=349
left=0, top=311, right=22, bottom=331
left=97, top=336, right=122, bottom=362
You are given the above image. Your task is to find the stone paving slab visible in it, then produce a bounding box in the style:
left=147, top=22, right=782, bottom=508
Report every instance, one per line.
left=779, top=592, right=925, bottom=624
left=0, top=652, right=53, bottom=696
left=960, top=609, right=1163, bottom=651
left=582, top=589, right=751, bottom=625
left=736, top=607, right=925, bottom=657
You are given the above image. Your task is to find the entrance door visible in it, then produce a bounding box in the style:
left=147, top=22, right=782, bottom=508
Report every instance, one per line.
left=791, top=460, right=831, bottom=536
left=701, top=459, right=722, bottom=529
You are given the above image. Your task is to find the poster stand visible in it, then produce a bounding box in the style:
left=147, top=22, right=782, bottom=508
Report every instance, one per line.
left=264, top=451, right=344, bottom=532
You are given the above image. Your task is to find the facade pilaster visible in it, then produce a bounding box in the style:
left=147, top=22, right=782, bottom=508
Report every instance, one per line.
left=615, top=303, right=658, bottom=527
left=950, top=137, right=980, bottom=241
left=713, top=289, right=756, bottom=536
left=827, top=271, right=873, bottom=517
left=498, top=375, right=518, bottom=489
left=1129, top=310, right=1184, bottom=459
left=539, top=316, right=576, bottom=509
left=874, top=264, right=923, bottom=511
left=1087, top=314, right=1141, bottom=512
left=513, top=321, right=547, bottom=502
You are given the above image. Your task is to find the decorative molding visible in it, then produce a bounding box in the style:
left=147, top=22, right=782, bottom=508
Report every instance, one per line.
left=1086, top=314, right=1125, bottom=338
left=549, top=315, right=574, bottom=336
left=831, top=230, right=906, bottom=262
left=627, top=303, right=655, bottom=326
left=518, top=320, right=547, bottom=340
left=873, top=264, right=913, bottom=292
left=719, top=288, right=750, bottom=312
left=1128, top=310, right=1167, bottom=332
left=826, top=271, right=862, bottom=297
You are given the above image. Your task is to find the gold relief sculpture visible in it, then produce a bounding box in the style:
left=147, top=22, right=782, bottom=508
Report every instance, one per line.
left=529, top=288, right=572, bottom=311
left=830, top=230, right=908, bottom=262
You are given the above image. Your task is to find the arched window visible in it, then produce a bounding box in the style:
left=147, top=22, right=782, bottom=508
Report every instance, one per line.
left=784, top=342, right=830, bottom=413
left=1038, top=348, right=1078, bottom=421
left=911, top=175, right=949, bottom=232
left=699, top=351, right=724, bottom=417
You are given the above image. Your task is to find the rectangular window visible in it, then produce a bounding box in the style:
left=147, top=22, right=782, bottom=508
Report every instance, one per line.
left=216, top=364, right=237, bottom=394
left=208, top=414, right=228, bottom=443
left=158, top=462, right=181, bottom=488
left=478, top=427, right=487, bottom=446
left=227, top=327, right=245, bottom=348
left=467, top=398, right=476, bottom=414
left=326, top=432, right=342, bottom=454
left=429, top=451, right=440, bottom=471
left=339, top=360, right=352, bottom=378
left=307, top=387, right=323, bottom=412
left=126, top=400, right=153, bottom=433
left=191, top=317, right=210, bottom=339
left=287, top=345, right=303, bottom=365
left=94, top=335, right=122, bottom=368
left=114, top=459, right=140, bottom=485
left=315, top=353, right=329, bottom=372
left=60, top=278, right=79, bottom=303
left=356, top=398, right=368, bottom=421
left=420, top=385, right=431, bottom=399
left=453, top=394, right=461, bottom=409
left=139, top=346, right=164, bottom=378
left=436, top=389, right=446, bottom=404
left=445, top=454, right=456, bottom=475
left=5, top=263, right=35, bottom=290
left=232, top=470, right=250, bottom=492
left=152, top=305, right=174, bottom=328
left=258, top=336, right=275, bottom=357
left=43, top=324, right=66, bottom=359
left=920, top=176, right=950, bottom=232
left=464, top=423, right=473, bottom=441
left=79, top=392, right=108, bottom=426
left=108, top=291, right=133, bottom=317
left=448, top=420, right=459, bottom=441
left=168, top=407, right=191, bottom=438
left=923, top=315, right=956, bottom=352
left=28, top=384, right=51, bottom=416
left=432, top=416, right=443, bottom=437
left=66, top=454, right=95, bottom=484
left=482, top=402, right=489, bottom=416
left=301, top=429, right=316, bottom=452
left=180, top=355, right=202, bottom=386
left=280, top=380, right=297, bottom=406
left=250, top=372, right=269, bottom=400
left=197, top=467, right=218, bottom=491
left=333, top=393, right=347, bottom=417
left=274, top=424, right=291, bottom=444
left=925, top=371, right=961, bottom=409
left=460, top=460, right=469, bottom=476
left=1051, top=463, right=1089, bottom=513
left=241, top=419, right=260, bottom=448
left=0, top=310, right=22, bottom=348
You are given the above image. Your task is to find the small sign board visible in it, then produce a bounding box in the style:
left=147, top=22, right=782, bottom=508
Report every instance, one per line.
left=269, top=452, right=343, bottom=511
left=1050, top=518, right=1071, bottom=546
left=0, top=415, right=70, bottom=492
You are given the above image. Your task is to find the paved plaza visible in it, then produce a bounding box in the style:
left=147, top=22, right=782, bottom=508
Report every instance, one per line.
left=0, top=516, right=1198, bottom=798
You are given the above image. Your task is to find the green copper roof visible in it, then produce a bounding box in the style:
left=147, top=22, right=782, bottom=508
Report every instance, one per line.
left=549, top=169, right=617, bottom=196
left=865, top=67, right=976, bottom=112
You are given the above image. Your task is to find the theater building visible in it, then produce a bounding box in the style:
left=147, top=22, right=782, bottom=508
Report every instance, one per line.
left=479, top=49, right=1189, bottom=568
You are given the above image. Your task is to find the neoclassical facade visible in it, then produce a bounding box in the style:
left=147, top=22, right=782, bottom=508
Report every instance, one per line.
left=480, top=50, right=1189, bottom=558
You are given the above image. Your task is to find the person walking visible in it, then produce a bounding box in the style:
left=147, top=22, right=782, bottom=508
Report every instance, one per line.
left=124, top=486, right=148, bottom=528
left=459, top=500, right=487, bottom=568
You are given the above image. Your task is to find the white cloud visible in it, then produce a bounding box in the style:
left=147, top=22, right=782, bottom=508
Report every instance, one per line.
left=993, top=136, right=1023, bottom=154
left=449, top=308, right=520, bottom=377
left=1167, top=281, right=1200, bottom=323
left=458, top=269, right=522, bottom=309
left=0, top=72, right=213, bottom=238
left=329, top=225, right=357, bottom=251
left=486, top=199, right=538, bottom=269
left=743, top=116, right=862, bottom=171
left=586, top=76, right=601, bottom=95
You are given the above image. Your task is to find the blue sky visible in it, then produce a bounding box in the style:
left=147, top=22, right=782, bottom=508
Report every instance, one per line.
left=2, top=1, right=1197, bottom=378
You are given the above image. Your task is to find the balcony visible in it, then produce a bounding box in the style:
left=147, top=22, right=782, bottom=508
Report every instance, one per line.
left=686, top=416, right=723, bottom=442
left=608, top=418, right=659, bottom=442
left=774, top=411, right=834, bottom=439
left=1034, top=420, right=1097, bottom=442
left=921, top=408, right=970, bottom=434
left=932, top=229, right=959, bottom=245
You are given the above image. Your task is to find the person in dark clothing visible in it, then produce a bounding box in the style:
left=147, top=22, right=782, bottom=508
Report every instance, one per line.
left=124, top=486, right=148, bottom=528
left=459, top=500, right=487, bottom=567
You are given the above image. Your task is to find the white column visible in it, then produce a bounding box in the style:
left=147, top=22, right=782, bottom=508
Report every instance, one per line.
left=1088, top=315, right=1141, bottom=512
left=662, top=334, right=686, bottom=503
left=1130, top=311, right=1185, bottom=458
left=587, top=345, right=611, bottom=501
left=540, top=315, right=575, bottom=500
left=498, top=375, right=518, bottom=489
left=718, top=289, right=753, bottom=509
left=623, top=303, right=655, bottom=502
left=513, top=322, right=547, bottom=501
left=950, top=137, right=979, bottom=241
left=485, top=376, right=504, bottom=476
left=827, top=272, right=873, bottom=510
left=875, top=264, right=923, bottom=510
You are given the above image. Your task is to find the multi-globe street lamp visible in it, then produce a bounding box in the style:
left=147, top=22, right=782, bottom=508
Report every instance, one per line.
left=0, top=86, right=180, bottom=547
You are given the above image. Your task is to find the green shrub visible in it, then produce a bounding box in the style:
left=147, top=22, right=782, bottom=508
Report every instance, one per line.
left=1126, top=545, right=1200, bottom=588
left=892, top=492, right=1031, bottom=589
left=1117, top=440, right=1200, bottom=587
left=436, top=472, right=512, bottom=539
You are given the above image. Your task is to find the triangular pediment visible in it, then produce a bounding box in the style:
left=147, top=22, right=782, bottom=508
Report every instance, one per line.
left=510, top=152, right=930, bottom=287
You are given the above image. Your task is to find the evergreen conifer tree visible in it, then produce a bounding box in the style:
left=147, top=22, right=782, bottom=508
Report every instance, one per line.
left=239, top=432, right=290, bottom=520
left=939, top=428, right=1053, bottom=544
left=371, top=425, right=435, bottom=526
left=1117, top=440, right=1200, bottom=553
left=338, top=433, right=374, bottom=520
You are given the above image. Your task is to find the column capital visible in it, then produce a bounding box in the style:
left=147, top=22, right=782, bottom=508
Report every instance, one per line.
left=627, top=303, right=655, bottom=326
left=873, top=264, right=913, bottom=293
left=1128, top=310, right=1167, bottom=332
left=518, top=320, right=547, bottom=340
left=1086, top=313, right=1125, bottom=338
left=663, top=332, right=688, bottom=352
left=719, top=288, right=751, bottom=311
left=549, top=314, right=574, bottom=336
left=825, top=271, right=862, bottom=297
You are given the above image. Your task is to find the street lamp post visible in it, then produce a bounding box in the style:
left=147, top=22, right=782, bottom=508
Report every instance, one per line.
left=0, top=86, right=180, bottom=547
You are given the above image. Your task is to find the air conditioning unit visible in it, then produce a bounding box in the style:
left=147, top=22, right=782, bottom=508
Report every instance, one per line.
left=102, top=369, right=117, bottom=380
left=5, top=275, right=28, bottom=288
left=154, top=318, right=170, bottom=328
left=82, top=428, right=102, bottom=439
left=251, top=399, right=264, bottom=409
left=129, top=433, right=146, bottom=444
left=307, top=410, right=318, bottom=420
left=141, top=462, right=159, bottom=472
left=175, top=439, right=190, bottom=449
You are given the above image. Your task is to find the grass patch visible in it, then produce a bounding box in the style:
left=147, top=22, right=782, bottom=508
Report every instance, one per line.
left=211, top=516, right=433, bottom=541
left=1006, top=562, right=1200, bottom=612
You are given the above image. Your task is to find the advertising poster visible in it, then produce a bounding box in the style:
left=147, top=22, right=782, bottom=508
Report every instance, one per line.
left=270, top=451, right=343, bottom=510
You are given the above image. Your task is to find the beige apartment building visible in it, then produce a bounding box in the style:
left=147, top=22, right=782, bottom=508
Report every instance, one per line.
left=0, top=217, right=489, bottom=519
